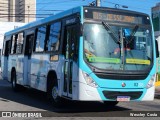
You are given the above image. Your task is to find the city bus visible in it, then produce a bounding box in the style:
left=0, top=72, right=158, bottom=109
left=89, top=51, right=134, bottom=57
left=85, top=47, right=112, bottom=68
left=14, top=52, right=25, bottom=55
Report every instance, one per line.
left=1, top=6, right=158, bottom=106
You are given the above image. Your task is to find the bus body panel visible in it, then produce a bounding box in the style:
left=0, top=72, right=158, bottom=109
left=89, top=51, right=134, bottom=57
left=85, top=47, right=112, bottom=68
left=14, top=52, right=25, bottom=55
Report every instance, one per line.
left=71, top=62, right=79, bottom=99
left=77, top=68, right=102, bottom=100
left=142, top=86, right=155, bottom=100
left=16, top=55, right=24, bottom=84
left=8, top=55, right=17, bottom=82
left=1, top=56, right=8, bottom=80
left=30, top=54, right=49, bottom=91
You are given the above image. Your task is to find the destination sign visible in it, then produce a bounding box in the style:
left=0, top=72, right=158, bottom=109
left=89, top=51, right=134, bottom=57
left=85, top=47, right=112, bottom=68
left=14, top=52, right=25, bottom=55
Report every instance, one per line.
left=93, top=12, right=142, bottom=24
left=84, top=8, right=150, bottom=24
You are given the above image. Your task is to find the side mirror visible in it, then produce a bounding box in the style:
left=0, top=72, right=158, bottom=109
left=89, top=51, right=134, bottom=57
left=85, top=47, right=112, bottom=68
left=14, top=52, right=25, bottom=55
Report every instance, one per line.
left=155, top=40, right=159, bottom=58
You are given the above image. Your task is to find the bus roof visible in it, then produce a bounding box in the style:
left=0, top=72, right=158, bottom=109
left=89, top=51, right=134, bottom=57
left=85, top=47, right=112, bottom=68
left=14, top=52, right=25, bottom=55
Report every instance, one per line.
left=5, top=6, right=82, bottom=36
left=4, top=6, right=149, bottom=37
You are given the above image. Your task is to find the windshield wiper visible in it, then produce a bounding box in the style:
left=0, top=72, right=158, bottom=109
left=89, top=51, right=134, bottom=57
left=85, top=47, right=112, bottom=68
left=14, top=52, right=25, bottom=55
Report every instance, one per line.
left=102, top=21, right=119, bottom=44
left=127, top=25, right=139, bottom=44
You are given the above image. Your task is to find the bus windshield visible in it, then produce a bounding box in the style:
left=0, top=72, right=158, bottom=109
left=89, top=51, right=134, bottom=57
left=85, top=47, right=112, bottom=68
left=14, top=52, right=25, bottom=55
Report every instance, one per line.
left=83, top=23, right=153, bottom=71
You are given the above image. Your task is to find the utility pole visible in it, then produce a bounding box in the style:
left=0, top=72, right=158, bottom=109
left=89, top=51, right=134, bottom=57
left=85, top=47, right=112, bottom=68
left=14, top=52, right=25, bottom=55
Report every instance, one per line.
left=96, top=0, right=101, bottom=7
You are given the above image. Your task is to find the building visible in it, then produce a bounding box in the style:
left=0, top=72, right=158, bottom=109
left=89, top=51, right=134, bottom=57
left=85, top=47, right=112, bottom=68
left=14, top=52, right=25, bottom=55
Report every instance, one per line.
left=152, top=2, right=160, bottom=38
left=0, top=22, right=26, bottom=49
left=0, top=0, right=9, bottom=22
left=0, top=0, right=36, bottom=23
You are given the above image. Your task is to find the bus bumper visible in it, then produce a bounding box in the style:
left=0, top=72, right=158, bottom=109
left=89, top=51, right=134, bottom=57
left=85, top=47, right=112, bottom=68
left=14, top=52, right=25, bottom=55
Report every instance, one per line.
left=97, top=86, right=155, bottom=101
left=141, top=86, right=155, bottom=101
left=77, top=82, right=155, bottom=101
left=77, top=69, right=155, bottom=101
left=77, top=82, right=102, bottom=101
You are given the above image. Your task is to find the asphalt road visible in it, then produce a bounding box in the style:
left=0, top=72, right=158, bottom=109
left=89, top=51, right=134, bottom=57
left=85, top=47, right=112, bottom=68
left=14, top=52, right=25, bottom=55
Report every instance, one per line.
left=0, top=78, right=160, bottom=120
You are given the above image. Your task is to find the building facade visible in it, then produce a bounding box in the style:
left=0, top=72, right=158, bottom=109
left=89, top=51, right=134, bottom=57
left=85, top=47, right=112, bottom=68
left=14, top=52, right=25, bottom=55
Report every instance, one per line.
left=152, top=2, right=160, bottom=38
left=0, top=0, right=36, bottom=23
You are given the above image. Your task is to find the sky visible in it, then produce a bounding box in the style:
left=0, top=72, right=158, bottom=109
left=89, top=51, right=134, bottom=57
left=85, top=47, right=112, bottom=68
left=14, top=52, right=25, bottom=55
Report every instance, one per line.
left=36, top=0, right=160, bottom=19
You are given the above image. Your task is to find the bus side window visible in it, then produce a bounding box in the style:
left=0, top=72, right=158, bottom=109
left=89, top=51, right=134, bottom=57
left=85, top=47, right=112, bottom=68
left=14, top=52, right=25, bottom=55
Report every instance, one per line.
left=4, top=40, right=11, bottom=56
left=16, top=32, right=24, bottom=54
left=45, top=22, right=61, bottom=52
left=71, top=25, right=79, bottom=61
left=34, top=26, right=47, bottom=52
left=25, top=35, right=34, bottom=56
left=11, top=35, right=18, bottom=54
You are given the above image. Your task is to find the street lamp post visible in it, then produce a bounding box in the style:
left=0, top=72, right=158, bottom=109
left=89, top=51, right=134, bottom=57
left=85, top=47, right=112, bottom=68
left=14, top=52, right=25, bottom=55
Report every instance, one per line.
left=96, top=0, right=101, bottom=7
left=28, top=6, right=30, bottom=23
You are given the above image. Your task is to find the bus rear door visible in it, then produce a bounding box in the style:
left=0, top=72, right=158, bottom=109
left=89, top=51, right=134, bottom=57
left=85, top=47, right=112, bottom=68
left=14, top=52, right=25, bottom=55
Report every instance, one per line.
left=24, top=33, right=34, bottom=86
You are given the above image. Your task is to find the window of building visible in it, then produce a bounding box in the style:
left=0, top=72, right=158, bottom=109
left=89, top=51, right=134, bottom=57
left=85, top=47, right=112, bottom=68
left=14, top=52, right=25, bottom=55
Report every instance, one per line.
left=46, top=22, right=61, bottom=51
left=16, top=32, right=24, bottom=54
left=35, top=26, right=46, bottom=52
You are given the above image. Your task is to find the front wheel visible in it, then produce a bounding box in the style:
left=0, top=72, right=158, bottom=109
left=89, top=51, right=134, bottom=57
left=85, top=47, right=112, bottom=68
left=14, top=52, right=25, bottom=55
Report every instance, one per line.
left=103, top=101, right=119, bottom=107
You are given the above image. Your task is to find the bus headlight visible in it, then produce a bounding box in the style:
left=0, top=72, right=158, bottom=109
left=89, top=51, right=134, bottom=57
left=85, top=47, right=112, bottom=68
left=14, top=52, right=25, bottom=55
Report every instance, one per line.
left=146, top=74, right=155, bottom=89
left=82, top=72, right=98, bottom=88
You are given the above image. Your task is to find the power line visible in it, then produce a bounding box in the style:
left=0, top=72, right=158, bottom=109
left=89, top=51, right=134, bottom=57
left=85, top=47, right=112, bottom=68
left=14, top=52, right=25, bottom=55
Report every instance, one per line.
left=0, top=14, right=53, bottom=16
left=103, top=0, right=150, bottom=11
left=0, top=1, right=82, bottom=7
left=0, top=15, right=46, bottom=18
left=38, top=0, right=82, bottom=11
left=0, top=9, right=64, bottom=12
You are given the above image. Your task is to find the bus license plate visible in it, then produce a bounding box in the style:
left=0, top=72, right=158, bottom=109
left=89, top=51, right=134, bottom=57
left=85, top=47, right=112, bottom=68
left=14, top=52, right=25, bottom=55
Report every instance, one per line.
left=117, top=96, right=130, bottom=101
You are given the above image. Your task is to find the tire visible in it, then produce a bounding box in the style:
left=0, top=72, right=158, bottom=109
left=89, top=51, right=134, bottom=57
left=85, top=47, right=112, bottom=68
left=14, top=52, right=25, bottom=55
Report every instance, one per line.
left=11, top=71, right=19, bottom=91
left=103, top=101, right=119, bottom=107
left=47, top=78, right=63, bottom=107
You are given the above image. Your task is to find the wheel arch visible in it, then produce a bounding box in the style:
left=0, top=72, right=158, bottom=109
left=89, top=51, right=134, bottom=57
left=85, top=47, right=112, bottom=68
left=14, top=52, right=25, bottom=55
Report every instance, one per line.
left=11, top=67, right=16, bottom=81
left=47, top=70, right=58, bottom=92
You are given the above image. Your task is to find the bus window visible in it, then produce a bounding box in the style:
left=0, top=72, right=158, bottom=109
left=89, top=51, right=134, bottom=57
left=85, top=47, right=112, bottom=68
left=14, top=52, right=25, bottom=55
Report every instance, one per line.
left=11, top=35, right=18, bottom=54
left=4, top=40, right=11, bottom=56
left=25, top=34, right=34, bottom=56
left=35, top=26, right=46, bottom=52
left=46, top=22, right=61, bottom=51
left=16, top=32, right=24, bottom=54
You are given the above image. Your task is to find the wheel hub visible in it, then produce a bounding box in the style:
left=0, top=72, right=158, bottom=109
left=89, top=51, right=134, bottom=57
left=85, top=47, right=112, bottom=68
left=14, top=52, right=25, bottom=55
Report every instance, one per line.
left=12, top=78, right=16, bottom=87
left=52, top=86, right=58, bottom=100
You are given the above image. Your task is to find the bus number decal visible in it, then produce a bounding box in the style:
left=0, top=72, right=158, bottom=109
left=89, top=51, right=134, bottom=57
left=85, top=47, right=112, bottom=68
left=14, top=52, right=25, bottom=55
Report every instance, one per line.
left=50, top=55, right=59, bottom=61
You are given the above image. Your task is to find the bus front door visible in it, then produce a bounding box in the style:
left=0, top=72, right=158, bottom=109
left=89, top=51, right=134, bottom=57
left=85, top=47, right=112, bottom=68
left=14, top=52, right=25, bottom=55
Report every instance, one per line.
left=24, top=34, right=34, bottom=86
left=63, top=24, right=78, bottom=98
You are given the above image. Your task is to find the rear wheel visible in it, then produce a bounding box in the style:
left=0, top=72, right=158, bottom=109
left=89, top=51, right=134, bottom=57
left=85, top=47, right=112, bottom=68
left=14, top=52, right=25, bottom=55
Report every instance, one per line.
left=103, top=101, right=119, bottom=107
left=47, top=77, right=63, bottom=107
left=11, top=71, right=19, bottom=91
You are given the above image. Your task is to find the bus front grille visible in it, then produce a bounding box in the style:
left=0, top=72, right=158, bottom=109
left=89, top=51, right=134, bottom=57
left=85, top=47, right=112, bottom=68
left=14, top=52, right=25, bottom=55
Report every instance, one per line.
left=95, top=72, right=148, bottom=80
left=102, top=91, right=143, bottom=100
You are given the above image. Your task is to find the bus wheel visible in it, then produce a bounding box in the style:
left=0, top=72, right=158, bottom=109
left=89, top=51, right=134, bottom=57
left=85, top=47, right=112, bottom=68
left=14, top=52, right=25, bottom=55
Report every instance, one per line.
left=11, top=71, right=19, bottom=91
left=103, top=101, right=119, bottom=107
left=48, top=81, right=62, bottom=107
